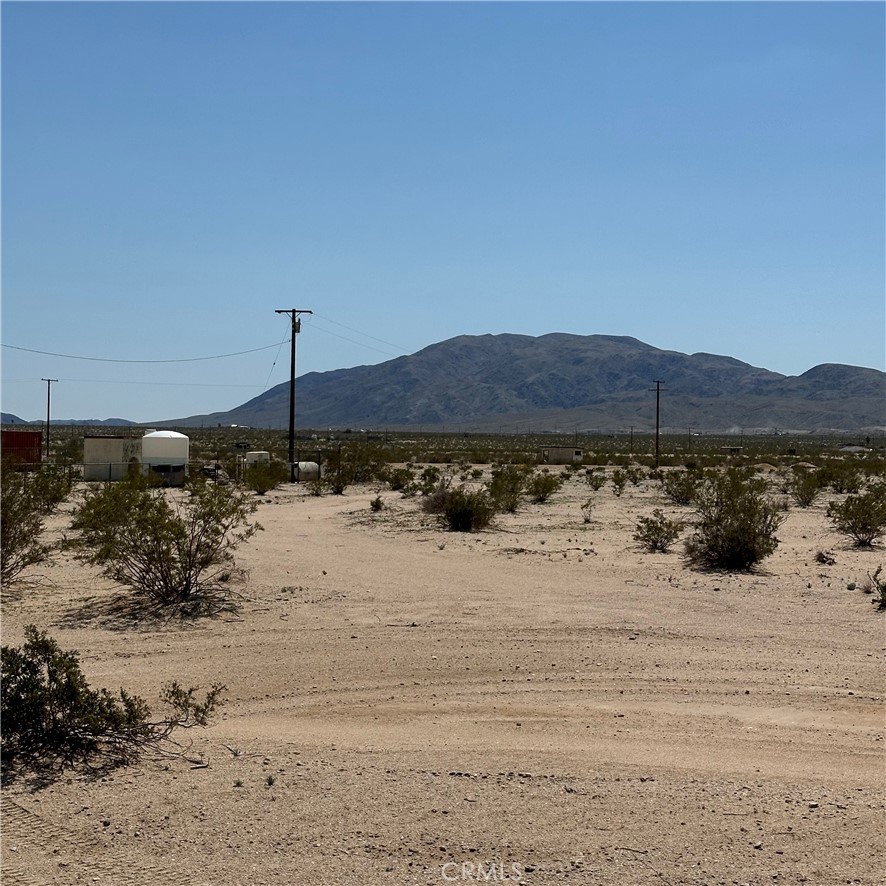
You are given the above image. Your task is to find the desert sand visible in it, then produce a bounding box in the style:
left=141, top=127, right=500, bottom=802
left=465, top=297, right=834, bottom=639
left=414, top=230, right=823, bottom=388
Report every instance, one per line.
left=2, top=469, right=884, bottom=886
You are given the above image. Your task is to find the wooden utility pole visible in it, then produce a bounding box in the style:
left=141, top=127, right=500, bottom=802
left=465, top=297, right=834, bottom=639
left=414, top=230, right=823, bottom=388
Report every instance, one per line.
left=650, top=380, right=665, bottom=468
left=274, top=309, right=312, bottom=482
left=41, top=378, right=58, bottom=460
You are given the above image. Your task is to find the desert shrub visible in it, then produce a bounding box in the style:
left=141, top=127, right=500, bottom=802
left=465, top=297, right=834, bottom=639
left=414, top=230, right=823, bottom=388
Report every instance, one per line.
left=815, top=549, right=836, bottom=565
left=585, top=469, right=606, bottom=491
left=339, top=443, right=388, bottom=484
left=661, top=469, right=701, bottom=505
left=370, top=495, right=384, bottom=512
left=580, top=497, right=594, bottom=524
left=788, top=470, right=820, bottom=508
left=440, top=486, right=496, bottom=532
left=30, top=466, right=74, bottom=514
left=486, top=464, right=529, bottom=513
left=527, top=469, right=564, bottom=503
left=861, top=566, right=886, bottom=610
left=820, top=461, right=863, bottom=495
left=418, top=465, right=444, bottom=496
left=624, top=465, right=644, bottom=486
left=610, top=469, right=627, bottom=497
left=420, top=480, right=454, bottom=515
left=1, top=470, right=52, bottom=586
left=634, top=509, right=684, bottom=552
left=382, top=466, right=416, bottom=493
left=243, top=460, right=289, bottom=495
left=1, top=626, right=223, bottom=772
left=69, top=474, right=260, bottom=612
left=684, top=468, right=785, bottom=570
left=827, top=482, right=886, bottom=547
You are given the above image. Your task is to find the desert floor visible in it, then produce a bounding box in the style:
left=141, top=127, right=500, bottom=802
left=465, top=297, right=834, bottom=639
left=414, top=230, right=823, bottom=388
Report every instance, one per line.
left=2, top=468, right=884, bottom=886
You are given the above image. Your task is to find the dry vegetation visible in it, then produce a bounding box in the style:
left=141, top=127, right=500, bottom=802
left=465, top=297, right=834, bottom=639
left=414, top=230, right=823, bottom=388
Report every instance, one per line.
left=2, top=430, right=885, bottom=885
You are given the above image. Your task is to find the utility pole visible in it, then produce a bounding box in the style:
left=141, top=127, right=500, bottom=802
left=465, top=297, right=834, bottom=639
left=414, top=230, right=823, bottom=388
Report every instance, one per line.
left=274, top=309, right=313, bottom=482
left=629, top=426, right=634, bottom=455
left=649, top=380, right=665, bottom=468
left=41, top=378, right=58, bottom=461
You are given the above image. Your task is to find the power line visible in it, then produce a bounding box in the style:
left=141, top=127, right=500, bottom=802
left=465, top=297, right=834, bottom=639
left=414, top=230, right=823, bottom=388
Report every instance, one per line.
left=306, top=312, right=409, bottom=354
left=2, top=377, right=263, bottom=389
left=304, top=322, right=402, bottom=359
left=2, top=342, right=283, bottom=363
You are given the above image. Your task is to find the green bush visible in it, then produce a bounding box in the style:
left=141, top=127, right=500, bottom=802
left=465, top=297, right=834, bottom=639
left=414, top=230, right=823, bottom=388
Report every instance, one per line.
left=634, top=509, right=684, bottom=552
left=486, top=464, right=528, bottom=513
left=788, top=470, right=820, bottom=508
left=1, top=626, right=223, bottom=772
left=624, top=465, right=645, bottom=486
left=610, top=469, right=627, bottom=497
left=1, top=471, right=51, bottom=586
left=243, top=460, right=290, bottom=494
left=684, top=468, right=785, bottom=570
left=382, top=466, right=416, bottom=493
left=527, top=469, right=564, bottom=503
left=440, top=486, right=496, bottom=532
left=418, top=465, right=444, bottom=495
left=819, top=461, right=863, bottom=494
left=31, top=465, right=74, bottom=514
left=70, top=474, right=260, bottom=612
left=661, top=469, right=701, bottom=505
left=584, top=469, right=606, bottom=491
left=863, top=566, right=886, bottom=610
left=827, top=482, right=886, bottom=547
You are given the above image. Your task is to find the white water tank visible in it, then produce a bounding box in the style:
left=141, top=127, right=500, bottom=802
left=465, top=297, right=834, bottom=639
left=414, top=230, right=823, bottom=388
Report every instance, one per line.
left=141, top=431, right=189, bottom=485
left=295, top=461, right=321, bottom=480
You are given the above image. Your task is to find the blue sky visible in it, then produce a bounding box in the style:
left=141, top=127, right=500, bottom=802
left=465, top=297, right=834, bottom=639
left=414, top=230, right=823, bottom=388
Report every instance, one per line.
left=2, top=1, right=884, bottom=423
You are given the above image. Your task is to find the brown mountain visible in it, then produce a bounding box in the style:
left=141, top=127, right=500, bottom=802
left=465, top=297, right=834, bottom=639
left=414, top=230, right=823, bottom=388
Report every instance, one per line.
left=161, top=333, right=886, bottom=434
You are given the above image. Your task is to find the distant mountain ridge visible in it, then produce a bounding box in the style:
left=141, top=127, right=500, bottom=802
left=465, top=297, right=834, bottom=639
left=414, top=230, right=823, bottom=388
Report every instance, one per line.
left=160, top=333, right=886, bottom=434
left=0, top=414, right=136, bottom=427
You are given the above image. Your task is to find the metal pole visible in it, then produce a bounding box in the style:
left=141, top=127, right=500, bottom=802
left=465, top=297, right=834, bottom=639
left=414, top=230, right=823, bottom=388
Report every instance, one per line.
left=41, top=378, right=58, bottom=461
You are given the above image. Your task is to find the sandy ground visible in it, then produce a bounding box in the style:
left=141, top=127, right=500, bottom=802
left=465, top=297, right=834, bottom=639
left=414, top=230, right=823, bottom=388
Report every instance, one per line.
left=2, top=469, right=884, bottom=886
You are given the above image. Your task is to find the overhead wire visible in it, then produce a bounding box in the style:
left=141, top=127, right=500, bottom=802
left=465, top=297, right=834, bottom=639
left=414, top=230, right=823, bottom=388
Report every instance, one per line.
left=2, top=342, right=283, bottom=363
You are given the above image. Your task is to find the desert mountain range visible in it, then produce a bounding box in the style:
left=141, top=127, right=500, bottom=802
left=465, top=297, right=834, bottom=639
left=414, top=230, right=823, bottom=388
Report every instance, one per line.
left=161, top=333, right=885, bottom=434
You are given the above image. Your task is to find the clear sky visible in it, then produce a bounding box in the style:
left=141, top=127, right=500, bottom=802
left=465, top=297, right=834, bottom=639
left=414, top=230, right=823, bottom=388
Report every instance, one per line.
left=2, top=1, right=884, bottom=423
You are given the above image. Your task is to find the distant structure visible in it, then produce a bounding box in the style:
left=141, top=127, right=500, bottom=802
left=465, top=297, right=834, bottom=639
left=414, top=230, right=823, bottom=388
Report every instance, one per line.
left=1, top=429, right=43, bottom=466
left=83, top=430, right=189, bottom=486
left=540, top=446, right=583, bottom=465
left=82, top=435, right=143, bottom=482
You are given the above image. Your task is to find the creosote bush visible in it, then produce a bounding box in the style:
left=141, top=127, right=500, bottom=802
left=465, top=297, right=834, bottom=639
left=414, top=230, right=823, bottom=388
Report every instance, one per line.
left=425, top=485, right=496, bottom=532
left=827, top=481, right=886, bottom=547
left=661, top=469, right=701, bottom=505
left=243, top=460, right=290, bottom=495
left=684, top=468, right=785, bottom=570
left=70, top=474, right=261, bottom=613
left=1, top=470, right=52, bottom=586
left=486, top=464, right=529, bottom=513
left=526, top=469, right=564, bottom=503
left=1, top=626, right=223, bottom=772
left=634, top=509, right=684, bottom=553
left=584, top=469, right=606, bottom=491
left=610, top=469, right=627, bottom=497
left=862, top=566, right=886, bottom=610
left=788, top=470, right=820, bottom=508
